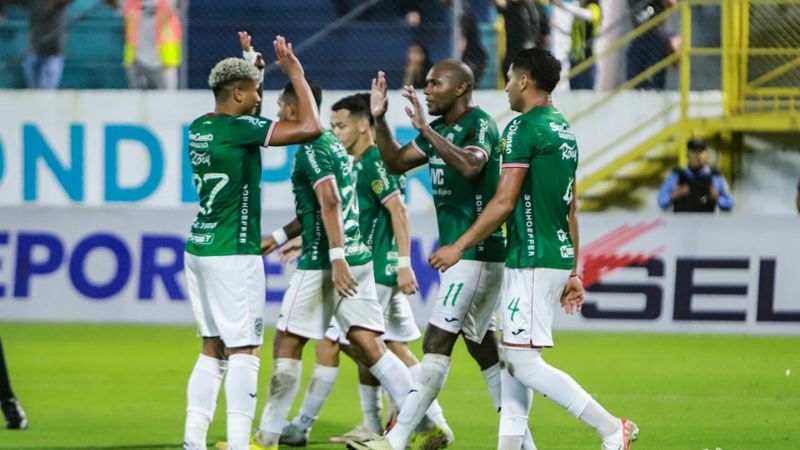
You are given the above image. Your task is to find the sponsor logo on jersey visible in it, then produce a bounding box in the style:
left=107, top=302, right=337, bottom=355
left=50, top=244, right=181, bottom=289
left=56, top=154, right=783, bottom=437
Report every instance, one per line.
left=429, top=155, right=445, bottom=166
left=304, top=146, right=321, bottom=174
left=557, top=229, right=569, bottom=242
left=189, top=233, right=214, bottom=245
left=560, top=245, right=575, bottom=258
left=189, top=150, right=211, bottom=166
left=453, top=124, right=463, bottom=132
left=504, top=119, right=522, bottom=154
left=549, top=122, right=576, bottom=140
left=237, top=116, right=268, bottom=127
left=445, top=133, right=455, bottom=142
left=523, top=193, right=535, bottom=254
left=371, top=179, right=385, bottom=194
left=560, top=142, right=577, bottom=160
left=477, top=118, right=489, bottom=145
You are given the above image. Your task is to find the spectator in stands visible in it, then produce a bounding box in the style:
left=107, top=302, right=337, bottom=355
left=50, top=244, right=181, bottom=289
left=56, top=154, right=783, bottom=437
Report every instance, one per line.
left=553, top=0, right=602, bottom=90
left=23, top=0, right=72, bottom=89
left=657, top=137, right=734, bottom=213
left=402, top=42, right=432, bottom=89
left=106, top=0, right=183, bottom=90
left=626, top=0, right=677, bottom=90
left=495, top=0, right=546, bottom=83
left=449, top=0, right=488, bottom=86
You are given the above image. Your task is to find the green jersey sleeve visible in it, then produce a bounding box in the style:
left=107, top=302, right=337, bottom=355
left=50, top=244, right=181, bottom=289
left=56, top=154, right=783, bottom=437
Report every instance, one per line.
left=231, top=115, right=276, bottom=149
left=501, top=118, right=535, bottom=168
left=366, top=156, right=403, bottom=204
left=296, top=141, right=337, bottom=188
left=462, top=116, right=494, bottom=159
left=411, top=134, right=431, bottom=159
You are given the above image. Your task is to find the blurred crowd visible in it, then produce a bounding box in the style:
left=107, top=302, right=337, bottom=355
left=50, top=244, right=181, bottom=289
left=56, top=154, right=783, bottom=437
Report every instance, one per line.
left=0, top=0, right=684, bottom=91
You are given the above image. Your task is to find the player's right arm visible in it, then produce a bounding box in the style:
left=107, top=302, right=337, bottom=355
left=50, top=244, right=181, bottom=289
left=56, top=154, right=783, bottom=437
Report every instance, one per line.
left=315, top=179, right=358, bottom=298
left=371, top=71, right=428, bottom=174
left=561, top=177, right=585, bottom=315
left=261, top=218, right=301, bottom=255
left=268, top=36, right=324, bottom=146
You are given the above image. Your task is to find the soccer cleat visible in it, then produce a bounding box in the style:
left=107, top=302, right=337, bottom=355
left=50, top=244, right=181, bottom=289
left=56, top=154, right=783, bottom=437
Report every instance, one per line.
left=345, top=434, right=394, bottom=450
left=213, top=438, right=277, bottom=450
left=279, top=422, right=310, bottom=446
left=329, top=423, right=376, bottom=443
left=1, top=397, right=27, bottom=429
left=601, top=418, right=639, bottom=450
left=408, top=424, right=450, bottom=450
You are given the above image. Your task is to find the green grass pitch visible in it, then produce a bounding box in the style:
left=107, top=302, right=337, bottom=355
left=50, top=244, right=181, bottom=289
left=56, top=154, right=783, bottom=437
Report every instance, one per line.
left=0, top=323, right=798, bottom=449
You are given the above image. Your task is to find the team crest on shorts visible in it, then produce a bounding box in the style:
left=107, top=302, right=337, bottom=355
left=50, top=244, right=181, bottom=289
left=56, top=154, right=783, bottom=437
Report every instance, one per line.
left=254, top=318, right=263, bottom=337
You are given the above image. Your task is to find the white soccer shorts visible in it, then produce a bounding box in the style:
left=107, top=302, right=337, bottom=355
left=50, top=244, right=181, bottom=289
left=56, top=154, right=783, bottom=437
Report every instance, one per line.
left=184, top=252, right=266, bottom=348
left=277, top=262, right=385, bottom=340
left=428, top=259, right=503, bottom=343
left=500, top=267, right=571, bottom=348
left=325, top=283, right=421, bottom=344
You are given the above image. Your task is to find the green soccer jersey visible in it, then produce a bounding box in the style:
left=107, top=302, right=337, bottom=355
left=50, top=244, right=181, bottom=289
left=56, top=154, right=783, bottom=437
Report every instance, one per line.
left=412, top=108, right=505, bottom=262
left=292, top=130, right=371, bottom=270
left=355, top=146, right=406, bottom=286
left=185, top=113, right=275, bottom=256
left=501, top=106, right=578, bottom=270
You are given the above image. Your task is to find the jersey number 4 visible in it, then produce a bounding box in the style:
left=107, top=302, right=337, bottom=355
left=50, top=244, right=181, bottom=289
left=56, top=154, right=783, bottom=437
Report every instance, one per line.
left=193, top=173, right=230, bottom=216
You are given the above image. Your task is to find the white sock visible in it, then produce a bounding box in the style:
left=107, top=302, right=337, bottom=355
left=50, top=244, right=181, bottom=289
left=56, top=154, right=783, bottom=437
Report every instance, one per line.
left=291, top=364, right=339, bottom=431
left=257, top=358, right=302, bottom=446
left=184, top=354, right=227, bottom=447
left=506, top=348, right=617, bottom=439
left=368, top=351, right=413, bottom=409
left=499, top=367, right=535, bottom=450
left=225, top=354, right=260, bottom=450
left=409, top=363, right=447, bottom=427
left=386, top=354, right=450, bottom=450
left=359, top=384, right=383, bottom=433
left=580, top=399, right=621, bottom=440
left=482, top=362, right=503, bottom=412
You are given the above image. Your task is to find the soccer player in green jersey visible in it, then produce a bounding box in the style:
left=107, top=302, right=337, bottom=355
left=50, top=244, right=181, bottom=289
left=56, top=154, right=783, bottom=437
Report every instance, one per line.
left=429, top=48, right=639, bottom=450
left=352, top=61, right=532, bottom=450
left=277, top=94, right=453, bottom=447
left=182, top=35, right=323, bottom=450
left=251, top=85, right=435, bottom=450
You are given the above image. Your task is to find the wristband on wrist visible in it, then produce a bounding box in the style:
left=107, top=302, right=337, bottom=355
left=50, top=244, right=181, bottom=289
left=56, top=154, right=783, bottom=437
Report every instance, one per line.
left=397, top=256, right=411, bottom=268
left=242, top=49, right=257, bottom=64
left=329, top=247, right=345, bottom=262
left=271, top=228, right=288, bottom=246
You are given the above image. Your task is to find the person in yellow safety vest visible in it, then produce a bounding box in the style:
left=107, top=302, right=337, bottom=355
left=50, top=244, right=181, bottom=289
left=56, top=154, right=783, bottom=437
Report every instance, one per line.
left=107, top=0, right=182, bottom=89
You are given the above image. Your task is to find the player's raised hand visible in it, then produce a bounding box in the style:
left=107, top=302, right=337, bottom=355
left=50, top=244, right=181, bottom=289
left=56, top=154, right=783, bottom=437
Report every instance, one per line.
left=332, top=259, right=358, bottom=298
left=371, top=71, right=389, bottom=119
left=428, top=244, right=463, bottom=272
left=397, top=266, right=419, bottom=295
left=239, top=31, right=253, bottom=52
left=560, top=275, right=585, bottom=315
left=402, top=85, right=428, bottom=130
left=261, top=235, right=279, bottom=256
left=273, top=35, right=304, bottom=80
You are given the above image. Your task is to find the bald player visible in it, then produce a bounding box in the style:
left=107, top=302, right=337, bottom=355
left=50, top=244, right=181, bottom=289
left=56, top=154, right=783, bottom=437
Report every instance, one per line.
left=349, top=61, right=533, bottom=450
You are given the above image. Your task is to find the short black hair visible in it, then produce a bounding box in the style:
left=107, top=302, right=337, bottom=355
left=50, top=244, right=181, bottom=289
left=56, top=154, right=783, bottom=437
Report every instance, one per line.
left=687, top=137, right=708, bottom=152
left=511, top=48, right=562, bottom=93
left=281, top=78, right=323, bottom=109
left=331, top=93, right=373, bottom=126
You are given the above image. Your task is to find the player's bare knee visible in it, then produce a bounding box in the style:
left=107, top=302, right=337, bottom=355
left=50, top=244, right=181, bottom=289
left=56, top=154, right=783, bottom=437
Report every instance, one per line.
left=201, top=336, right=226, bottom=360
left=225, top=344, right=261, bottom=357
left=315, top=338, right=340, bottom=366
left=465, top=331, right=500, bottom=370
left=422, top=325, right=459, bottom=355
left=347, top=326, right=386, bottom=366
left=273, top=329, right=307, bottom=359
left=386, top=341, right=419, bottom=366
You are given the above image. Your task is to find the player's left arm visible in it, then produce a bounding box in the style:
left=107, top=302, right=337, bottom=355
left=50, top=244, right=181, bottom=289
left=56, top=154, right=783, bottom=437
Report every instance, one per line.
left=561, top=177, right=585, bottom=315
left=384, top=194, right=419, bottom=294
left=402, top=85, right=487, bottom=179
left=429, top=167, right=527, bottom=271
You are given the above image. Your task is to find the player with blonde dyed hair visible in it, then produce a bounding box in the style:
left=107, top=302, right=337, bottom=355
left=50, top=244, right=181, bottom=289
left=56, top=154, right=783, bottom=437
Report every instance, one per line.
left=181, top=33, right=322, bottom=450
